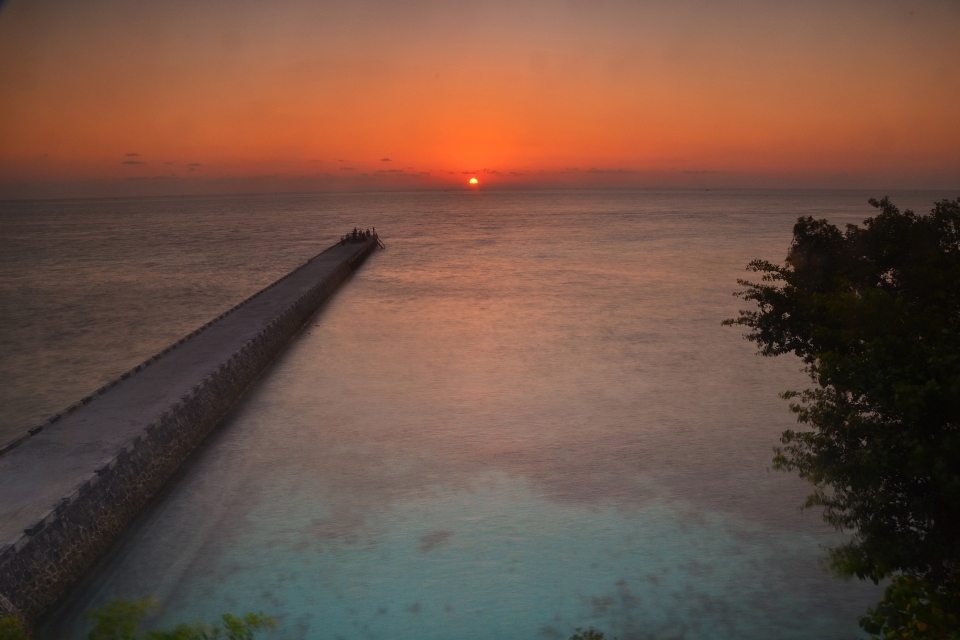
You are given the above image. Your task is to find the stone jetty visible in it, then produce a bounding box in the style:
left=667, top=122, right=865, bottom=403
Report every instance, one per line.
left=0, top=235, right=379, bottom=627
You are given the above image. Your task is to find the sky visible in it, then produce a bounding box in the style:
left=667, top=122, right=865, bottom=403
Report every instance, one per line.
left=1, top=0, right=959, bottom=197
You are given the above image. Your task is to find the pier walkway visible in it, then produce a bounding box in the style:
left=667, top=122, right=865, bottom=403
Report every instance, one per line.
left=0, top=236, right=378, bottom=624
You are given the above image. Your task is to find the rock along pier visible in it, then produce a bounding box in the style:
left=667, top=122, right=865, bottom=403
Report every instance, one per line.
left=0, top=235, right=380, bottom=627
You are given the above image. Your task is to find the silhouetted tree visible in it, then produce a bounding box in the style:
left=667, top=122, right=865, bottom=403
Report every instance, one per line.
left=726, top=197, right=960, bottom=638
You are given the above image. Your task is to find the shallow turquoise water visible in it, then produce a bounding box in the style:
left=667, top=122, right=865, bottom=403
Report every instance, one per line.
left=116, top=472, right=862, bottom=639
left=7, top=189, right=951, bottom=638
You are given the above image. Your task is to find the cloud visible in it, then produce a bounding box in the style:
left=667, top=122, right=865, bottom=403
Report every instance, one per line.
left=121, top=160, right=145, bottom=165
left=187, top=162, right=201, bottom=167
left=163, top=162, right=173, bottom=165
left=369, top=169, right=428, bottom=179
left=124, top=152, right=139, bottom=157
left=123, top=175, right=175, bottom=181
left=339, top=167, right=355, bottom=171
left=683, top=170, right=718, bottom=174
left=587, top=168, right=635, bottom=175
left=380, top=157, right=391, bottom=162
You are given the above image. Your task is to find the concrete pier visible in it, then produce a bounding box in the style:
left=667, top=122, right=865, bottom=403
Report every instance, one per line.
left=0, top=236, right=379, bottom=626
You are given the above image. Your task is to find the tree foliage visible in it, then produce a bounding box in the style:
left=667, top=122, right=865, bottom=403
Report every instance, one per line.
left=0, top=599, right=273, bottom=640
left=82, top=598, right=274, bottom=640
left=0, top=617, right=27, bottom=640
left=859, top=574, right=959, bottom=639
left=726, top=197, right=960, bottom=636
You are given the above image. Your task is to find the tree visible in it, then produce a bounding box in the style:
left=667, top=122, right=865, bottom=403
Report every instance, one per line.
left=82, top=599, right=274, bottom=640
left=0, top=599, right=273, bottom=640
left=0, top=617, right=27, bottom=640
left=859, top=574, right=958, bottom=639
left=725, top=197, right=960, bottom=637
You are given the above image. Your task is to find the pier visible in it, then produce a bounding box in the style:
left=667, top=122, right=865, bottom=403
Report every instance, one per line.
left=0, top=235, right=379, bottom=626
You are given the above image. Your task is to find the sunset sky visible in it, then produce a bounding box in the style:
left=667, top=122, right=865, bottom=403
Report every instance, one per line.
left=1, top=0, right=959, bottom=196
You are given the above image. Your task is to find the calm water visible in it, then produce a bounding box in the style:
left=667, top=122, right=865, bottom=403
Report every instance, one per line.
left=2, top=189, right=951, bottom=639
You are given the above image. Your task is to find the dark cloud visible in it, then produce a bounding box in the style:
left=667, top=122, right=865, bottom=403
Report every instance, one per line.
left=123, top=175, right=174, bottom=181
left=124, top=153, right=139, bottom=157
left=121, top=160, right=145, bottom=165
left=587, top=167, right=634, bottom=174
left=187, top=163, right=201, bottom=167
left=380, top=157, right=391, bottom=162
left=339, top=167, right=355, bottom=171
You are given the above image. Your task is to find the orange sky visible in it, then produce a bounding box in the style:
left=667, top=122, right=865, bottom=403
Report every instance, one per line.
left=1, top=0, right=959, bottom=196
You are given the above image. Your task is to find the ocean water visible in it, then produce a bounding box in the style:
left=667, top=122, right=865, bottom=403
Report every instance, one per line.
left=2, top=189, right=951, bottom=639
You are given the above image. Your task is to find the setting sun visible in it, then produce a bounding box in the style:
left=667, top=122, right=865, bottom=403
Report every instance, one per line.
left=468, top=178, right=479, bottom=185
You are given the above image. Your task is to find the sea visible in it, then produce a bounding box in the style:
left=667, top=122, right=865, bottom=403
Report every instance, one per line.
left=0, top=188, right=952, bottom=639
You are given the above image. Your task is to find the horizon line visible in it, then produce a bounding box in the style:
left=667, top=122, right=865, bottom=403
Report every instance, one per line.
left=3, top=184, right=959, bottom=204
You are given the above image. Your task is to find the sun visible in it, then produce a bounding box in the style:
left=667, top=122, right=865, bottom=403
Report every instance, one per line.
left=468, top=177, right=479, bottom=185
